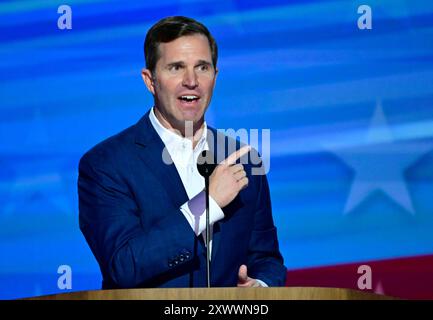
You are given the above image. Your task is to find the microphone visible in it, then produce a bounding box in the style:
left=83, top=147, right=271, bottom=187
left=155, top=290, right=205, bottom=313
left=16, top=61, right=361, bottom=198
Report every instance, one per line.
left=197, top=150, right=216, bottom=177
left=197, top=150, right=216, bottom=288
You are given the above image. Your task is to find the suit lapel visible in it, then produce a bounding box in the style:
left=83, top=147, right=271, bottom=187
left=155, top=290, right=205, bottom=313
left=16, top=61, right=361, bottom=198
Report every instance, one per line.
left=134, top=111, right=189, bottom=209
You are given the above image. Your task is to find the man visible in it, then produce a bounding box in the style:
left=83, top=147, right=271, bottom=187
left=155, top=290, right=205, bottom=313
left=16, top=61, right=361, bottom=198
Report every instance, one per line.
left=78, top=16, right=286, bottom=288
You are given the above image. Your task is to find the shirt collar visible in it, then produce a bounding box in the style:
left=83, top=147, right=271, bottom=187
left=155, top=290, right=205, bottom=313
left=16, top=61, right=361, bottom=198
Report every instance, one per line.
left=149, top=107, right=208, bottom=152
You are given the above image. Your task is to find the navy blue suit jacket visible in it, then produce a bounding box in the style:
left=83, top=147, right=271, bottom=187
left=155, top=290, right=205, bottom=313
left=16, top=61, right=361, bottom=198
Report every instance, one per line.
left=78, top=110, right=286, bottom=288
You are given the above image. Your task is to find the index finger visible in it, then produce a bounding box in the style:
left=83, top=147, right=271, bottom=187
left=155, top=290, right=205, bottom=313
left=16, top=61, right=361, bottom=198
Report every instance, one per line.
left=223, top=145, right=251, bottom=166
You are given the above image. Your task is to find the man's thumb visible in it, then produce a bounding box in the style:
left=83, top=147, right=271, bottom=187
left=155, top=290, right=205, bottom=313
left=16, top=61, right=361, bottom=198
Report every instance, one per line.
left=238, top=264, right=248, bottom=282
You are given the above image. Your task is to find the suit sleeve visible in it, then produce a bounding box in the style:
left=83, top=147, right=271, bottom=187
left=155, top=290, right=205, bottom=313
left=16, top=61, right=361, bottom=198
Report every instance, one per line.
left=246, top=170, right=287, bottom=287
left=78, top=150, right=196, bottom=288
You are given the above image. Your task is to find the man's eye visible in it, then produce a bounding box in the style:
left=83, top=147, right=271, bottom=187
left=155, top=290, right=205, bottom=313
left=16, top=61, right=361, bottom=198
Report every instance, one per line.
left=198, top=64, right=209, bottom=71
left=169, top=65, right=181, bottom=72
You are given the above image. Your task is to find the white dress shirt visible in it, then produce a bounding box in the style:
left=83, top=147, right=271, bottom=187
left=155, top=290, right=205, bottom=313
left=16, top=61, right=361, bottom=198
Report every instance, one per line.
left=149, top=107, right=224, bottom=257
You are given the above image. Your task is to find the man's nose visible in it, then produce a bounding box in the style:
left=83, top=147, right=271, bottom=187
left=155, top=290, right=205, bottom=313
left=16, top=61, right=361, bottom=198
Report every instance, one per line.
left=182, top=69, right=198, bottom=88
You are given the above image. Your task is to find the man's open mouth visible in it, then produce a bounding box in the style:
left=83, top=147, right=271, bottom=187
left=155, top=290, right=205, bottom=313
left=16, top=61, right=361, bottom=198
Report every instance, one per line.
left=178, top=95, right=200, bottom=103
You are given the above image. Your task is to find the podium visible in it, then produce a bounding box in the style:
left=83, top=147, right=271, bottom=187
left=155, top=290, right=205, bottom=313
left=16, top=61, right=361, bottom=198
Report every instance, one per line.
left=29, top=287, right=396, bottom=300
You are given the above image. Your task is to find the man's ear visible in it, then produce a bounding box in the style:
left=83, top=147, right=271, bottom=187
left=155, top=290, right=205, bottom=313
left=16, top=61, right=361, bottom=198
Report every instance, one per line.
left=141, top=68, right=155, bottom=95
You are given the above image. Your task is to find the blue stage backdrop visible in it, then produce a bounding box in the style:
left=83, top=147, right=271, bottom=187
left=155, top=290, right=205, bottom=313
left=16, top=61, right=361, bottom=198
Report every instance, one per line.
left=1, top=0, right=433, bottom=299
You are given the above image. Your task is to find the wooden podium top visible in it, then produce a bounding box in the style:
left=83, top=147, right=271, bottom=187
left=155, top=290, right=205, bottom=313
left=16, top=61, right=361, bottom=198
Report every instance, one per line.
left=29, top=287, right=396, bottom=300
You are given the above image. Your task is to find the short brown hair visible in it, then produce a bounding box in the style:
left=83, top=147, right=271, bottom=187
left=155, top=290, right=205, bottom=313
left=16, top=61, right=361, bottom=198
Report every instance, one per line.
left=144, top=16, right=218, bottom=73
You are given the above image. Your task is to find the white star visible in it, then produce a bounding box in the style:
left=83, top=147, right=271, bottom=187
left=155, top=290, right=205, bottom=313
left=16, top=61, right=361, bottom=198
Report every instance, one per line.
left=331, top=101, right=433, bottom=215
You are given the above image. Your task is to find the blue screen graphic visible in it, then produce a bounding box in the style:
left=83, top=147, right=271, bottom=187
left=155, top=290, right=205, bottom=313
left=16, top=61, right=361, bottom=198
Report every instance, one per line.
left=1, top=0, right=433, bottom=299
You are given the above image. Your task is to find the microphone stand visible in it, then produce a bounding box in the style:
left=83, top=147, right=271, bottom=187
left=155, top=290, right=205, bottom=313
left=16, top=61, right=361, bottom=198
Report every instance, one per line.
left=197, top=150, right=215, bottom=288
left=204, top=175, right=210, bottom=288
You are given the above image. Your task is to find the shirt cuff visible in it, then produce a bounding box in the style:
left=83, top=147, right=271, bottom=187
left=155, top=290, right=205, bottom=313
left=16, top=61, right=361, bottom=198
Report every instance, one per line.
left=255, top=279, right=269, bottom=287
left=180, top=190, right=225, bottom=236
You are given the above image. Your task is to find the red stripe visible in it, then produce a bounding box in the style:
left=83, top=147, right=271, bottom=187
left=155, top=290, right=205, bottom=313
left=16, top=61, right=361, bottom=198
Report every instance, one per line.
left=285, top=254, right=433, bottom=299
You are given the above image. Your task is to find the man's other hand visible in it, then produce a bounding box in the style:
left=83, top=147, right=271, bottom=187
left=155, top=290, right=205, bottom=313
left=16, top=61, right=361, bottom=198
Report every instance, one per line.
left=237, top=264, right=262, bottom=288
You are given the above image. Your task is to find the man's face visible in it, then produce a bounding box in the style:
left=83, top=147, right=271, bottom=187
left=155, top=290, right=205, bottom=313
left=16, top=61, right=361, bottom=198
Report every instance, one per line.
left=142, top=34, right=218, bottom=133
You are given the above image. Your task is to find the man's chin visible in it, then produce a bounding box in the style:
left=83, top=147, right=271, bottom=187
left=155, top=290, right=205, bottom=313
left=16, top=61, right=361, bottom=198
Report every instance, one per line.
left=177, top=114, right=204, bottom=132
left=179, top=109, right=204, bottom=123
